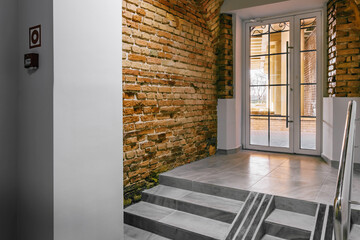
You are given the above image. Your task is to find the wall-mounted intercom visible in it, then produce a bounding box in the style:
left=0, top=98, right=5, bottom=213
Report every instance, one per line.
left=24, top=53, right=39, bottom=70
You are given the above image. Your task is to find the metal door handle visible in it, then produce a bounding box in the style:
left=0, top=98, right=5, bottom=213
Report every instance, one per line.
left=286, top=41, right=293, bottom=128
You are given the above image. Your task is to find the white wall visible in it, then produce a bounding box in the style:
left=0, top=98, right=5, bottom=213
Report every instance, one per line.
left=17, top=0, right=54, bottom=239
left=322, top=97, right=360, bottom=163
left=217, top=15, right=242, bottom=151
left=0, top=0, right=18, bottom=238
left=53, top=0, right=123, bottom=239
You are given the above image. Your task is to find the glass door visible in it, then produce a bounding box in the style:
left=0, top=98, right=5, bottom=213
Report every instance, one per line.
left=245, top=17, right=294, bottom=153
left=244, top=12, right=322, bottom=155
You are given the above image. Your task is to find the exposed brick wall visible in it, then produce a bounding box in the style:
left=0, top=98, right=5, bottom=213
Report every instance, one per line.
left=217, top=14, right=233, bottom=98
left=327, top=0, right=360, bottom=97
left=122, top=0, right=232, bottom=205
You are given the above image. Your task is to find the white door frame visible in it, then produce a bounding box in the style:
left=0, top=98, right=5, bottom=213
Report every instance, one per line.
left=242, top=10, right=323, bottom=155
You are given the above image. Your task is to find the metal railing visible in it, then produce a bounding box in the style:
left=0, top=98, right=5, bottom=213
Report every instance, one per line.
left=334, top=100, right=357, bottom=240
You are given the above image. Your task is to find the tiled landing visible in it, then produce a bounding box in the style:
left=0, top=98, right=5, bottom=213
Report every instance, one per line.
left=124, top=150, right=360, bottom=239
left=125, top=174, right=360, bottom=239
left=160, top=150, right=360, bottom=205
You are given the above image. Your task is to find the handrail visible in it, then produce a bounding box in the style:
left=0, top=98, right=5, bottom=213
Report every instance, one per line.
left=334, top=100, right=357, bottom=240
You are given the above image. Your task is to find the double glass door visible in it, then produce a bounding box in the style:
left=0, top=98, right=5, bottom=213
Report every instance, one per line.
left=245, top=12, right=322, bottom=155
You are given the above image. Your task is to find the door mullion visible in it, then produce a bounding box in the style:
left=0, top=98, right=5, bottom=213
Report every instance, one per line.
left=293, top=15, right=301, bottom=154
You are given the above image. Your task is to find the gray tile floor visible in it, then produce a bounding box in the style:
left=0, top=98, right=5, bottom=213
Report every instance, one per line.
left=162, top=150, right=360, bottom=206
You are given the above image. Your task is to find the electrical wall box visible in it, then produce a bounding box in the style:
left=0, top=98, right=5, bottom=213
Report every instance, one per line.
left=24, top=53, right=39, bottom=69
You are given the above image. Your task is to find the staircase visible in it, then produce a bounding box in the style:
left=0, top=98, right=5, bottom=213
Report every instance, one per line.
left=124, top=174, right=360, bottom=240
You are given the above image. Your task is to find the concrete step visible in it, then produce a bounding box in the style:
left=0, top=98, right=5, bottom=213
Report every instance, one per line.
left=264, top=209, right=314, bottom=239
left=350, top=224, right=360, bottom=240
left=124, top=201, right=231, bottom=240
left=142, top=185, right=244, bottom=223
left=159, top=174, right=249, bottom=202
left=266, top=209, right=315, bottom=232
left=124, top=224, right=170, bottom=240
left=261, top=235, right=286, bottom=240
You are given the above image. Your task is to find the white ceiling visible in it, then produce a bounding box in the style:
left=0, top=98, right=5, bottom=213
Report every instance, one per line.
left=221, top=0, right=328, bottom=19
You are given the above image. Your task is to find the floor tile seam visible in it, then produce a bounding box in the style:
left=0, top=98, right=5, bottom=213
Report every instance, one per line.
left=314, top=174, right=334, bottom=202
left=248, top=164, right=283, bottom=189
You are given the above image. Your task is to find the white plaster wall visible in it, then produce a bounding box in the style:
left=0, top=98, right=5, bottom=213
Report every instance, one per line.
left=53, top=0, right=123, bottom=239
left=0, top=0, right=18, bottom=238
left=322, top=97, right=360, bottom=163
left=217, top=15, right=242, bottom=150
left=221, top=0, right=287, bottom=13
left=17, top=0, right=54, bottom=239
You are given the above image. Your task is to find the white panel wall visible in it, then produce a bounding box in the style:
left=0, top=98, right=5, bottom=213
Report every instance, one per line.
left=53, top=0, right=123, bottom=239
left=0, top=0, right=18, bottom=238
left=17, top=0, right=54, bottom=239
left=322, top=97, right=360, bottom=163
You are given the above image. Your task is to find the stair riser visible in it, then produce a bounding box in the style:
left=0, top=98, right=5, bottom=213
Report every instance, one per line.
left=124, top=212, right=219, bottom=240
left=160, top=175, right=249, bottom=201
left=142, top=192, right=236, bottom=223
left=264, top=222, right=311, bottom=240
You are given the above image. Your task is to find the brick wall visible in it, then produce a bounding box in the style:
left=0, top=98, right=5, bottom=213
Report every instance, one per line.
left=327, top=0, right=360, bottom=97
left=122, top=0, right=232, bottom=205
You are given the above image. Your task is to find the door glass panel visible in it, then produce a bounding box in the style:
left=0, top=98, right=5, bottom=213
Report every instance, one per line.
left=270, top=31, right=289, bottom=54
left=269, top=86, right=287, bottom=116
left=270, top=54, right=287, bottom=84
left=270, top=22, right=290, bottom=33
left=251, top=25, right=269, bottom=36
left=301, top=117, right=316, bottom=150
left=301, top=52, right=317, bottom=83
left=250, top=56, right=268, bottom=85
left=250, top=116, right=268, bottom=146
left=299, top=17, right=317, bottom=151
left=301, top=18, right=316, bottom=51
left=250, top=86, right=268, bottom=115
left=251, top=34, right=268, bottom=56
left=249, top=21, right=290, bottom=149
left=270, top=117, right=289, bottom=147
left=300, top=84, right=316, bottom=150
left=301, top=85, right=316, bottom=116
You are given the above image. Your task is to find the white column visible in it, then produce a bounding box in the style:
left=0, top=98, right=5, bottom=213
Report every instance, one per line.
left=217, top=15, right=242, bottom=151
left=53, top=0, right=123, bottom=239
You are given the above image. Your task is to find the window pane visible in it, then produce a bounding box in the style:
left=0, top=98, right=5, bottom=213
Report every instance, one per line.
left=270, top=31, right=289, bottom=54
left=250, top=56, right=268, bottom=85
left=300, top=17, right=317, bottom=51
left=301, top=52, right=317, bottom=83
left=301, top=117, right=316, bottom=150
left=301, top=85, right=316, bottom=117
left=301, top=27, right=316, bottom=51
left=270, top=22, right=289, bottom=33
left=270, top=54, right=287, bottom=84
left=251, top=34, right=268, bottom=56
left=250, top=116, right=268, bottom=146
left=250, top=86, right=268, bottom=115
left=269, top=86, right=287, bottom=116
left=270, top=117, right=289, bottom=148
left=251, top=25, right=269, bottom=36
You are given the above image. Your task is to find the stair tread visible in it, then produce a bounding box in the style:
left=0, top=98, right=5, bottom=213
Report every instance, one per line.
left=144, top=185, right=243, bottom=213
left=265, top=209, right=315, bottom=232
left=350, top=224, right=360, bottom=240
left=125, top=201, right=231, bottom=239
left=124, top=224, right=170, bottom=240
left=261, top=235, right=286, bottom=240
